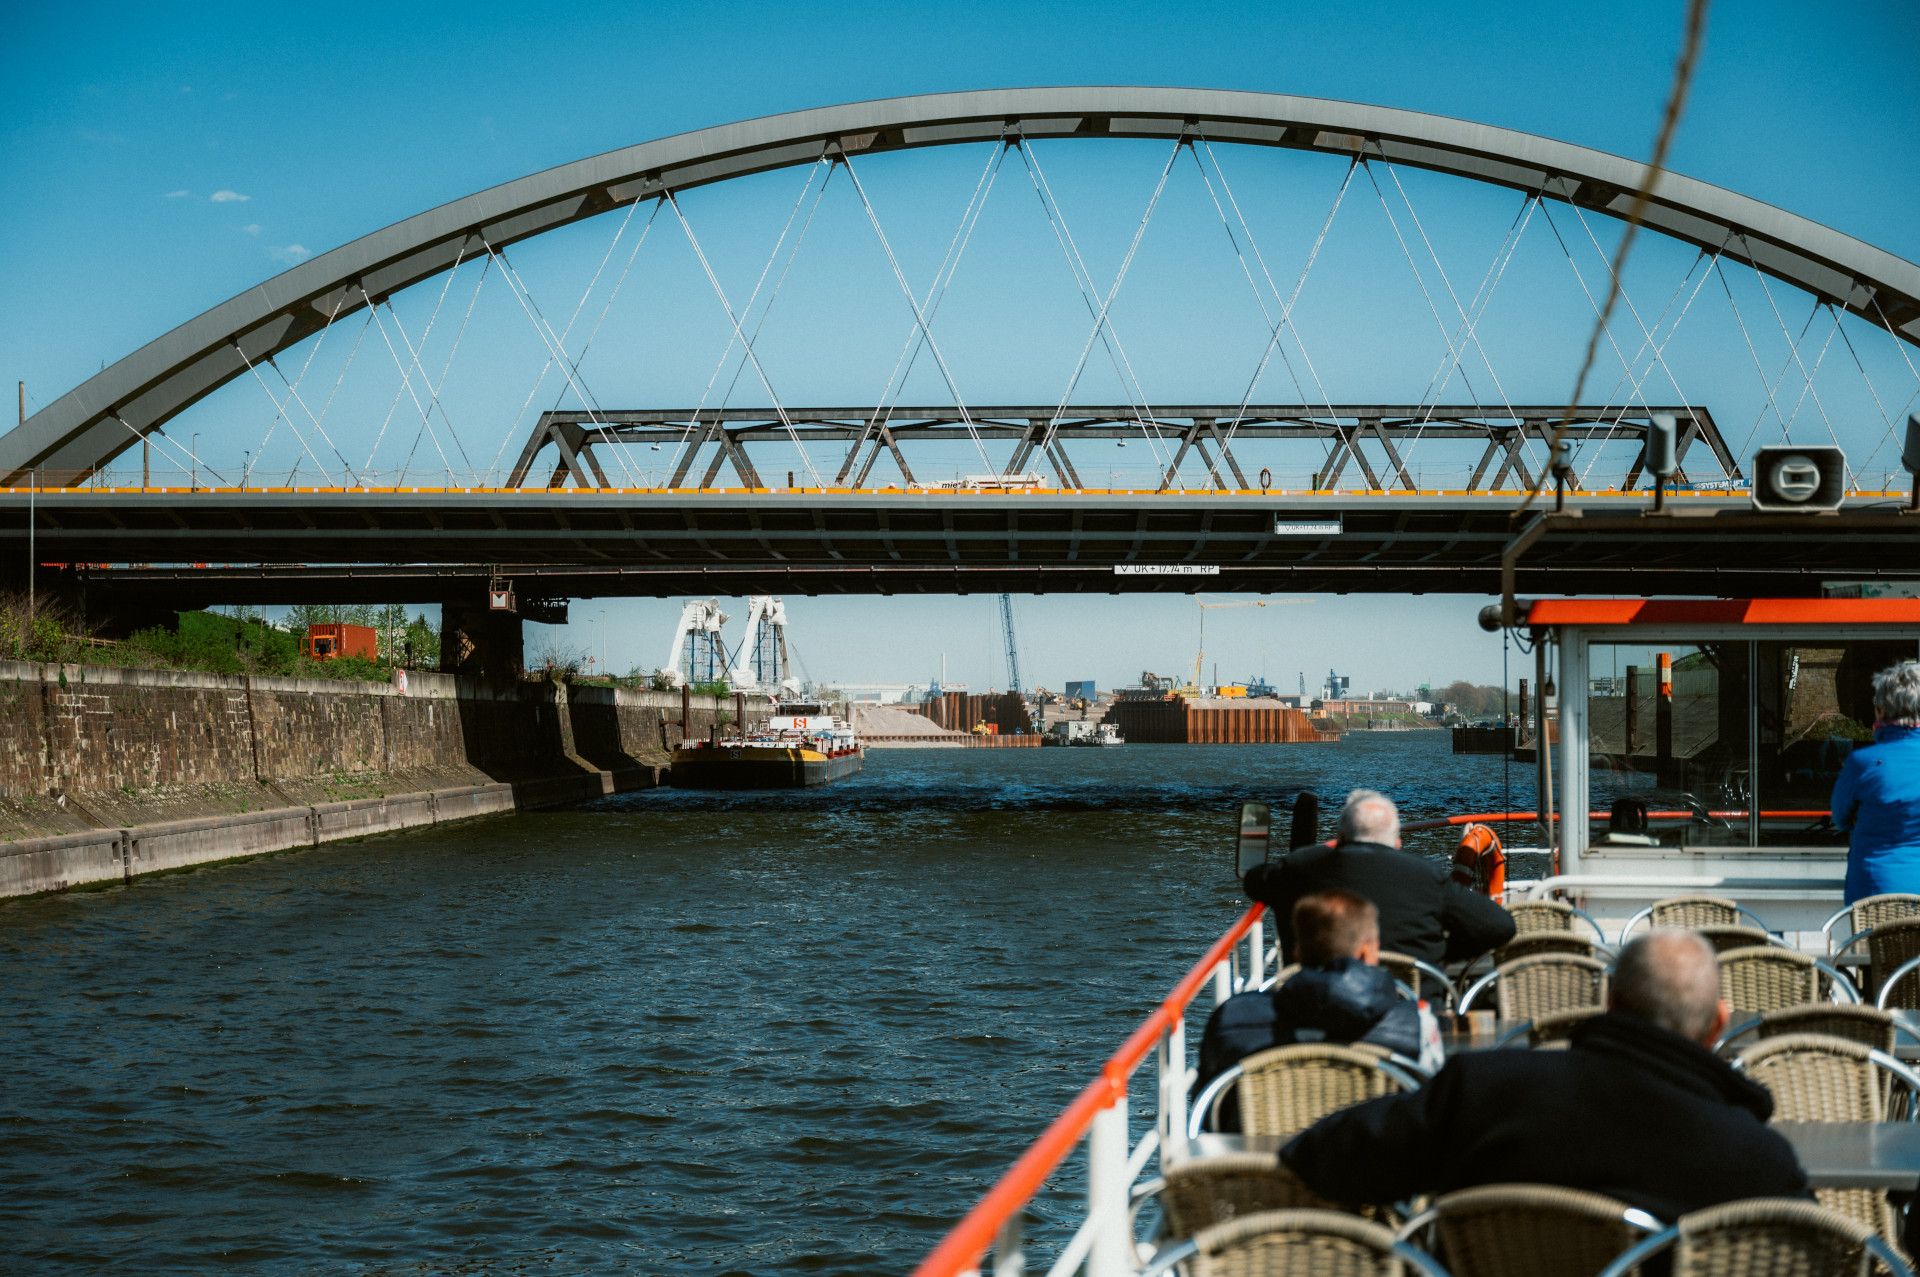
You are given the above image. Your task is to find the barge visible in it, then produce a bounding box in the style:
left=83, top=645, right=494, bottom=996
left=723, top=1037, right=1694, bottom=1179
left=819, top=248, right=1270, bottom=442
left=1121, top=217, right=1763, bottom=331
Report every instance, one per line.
left=669, top=701, right=863, bottom=788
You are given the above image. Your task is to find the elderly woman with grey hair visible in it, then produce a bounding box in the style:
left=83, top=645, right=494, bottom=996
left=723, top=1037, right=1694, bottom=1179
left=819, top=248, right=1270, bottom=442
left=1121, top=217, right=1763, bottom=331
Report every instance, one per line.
left=1833, top=659, right=1920, bottom=903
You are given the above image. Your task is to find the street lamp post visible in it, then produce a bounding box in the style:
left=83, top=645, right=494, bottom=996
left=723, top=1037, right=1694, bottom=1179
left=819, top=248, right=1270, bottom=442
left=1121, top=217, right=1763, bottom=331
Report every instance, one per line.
left=191, top=433, right=199, bottom=491
left=27, top=466, right=37, bottom=626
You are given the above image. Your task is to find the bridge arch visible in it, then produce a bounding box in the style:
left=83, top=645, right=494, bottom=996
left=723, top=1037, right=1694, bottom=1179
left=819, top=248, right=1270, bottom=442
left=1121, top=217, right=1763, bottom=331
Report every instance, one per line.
left=6, top=85, right=1919, bottom=486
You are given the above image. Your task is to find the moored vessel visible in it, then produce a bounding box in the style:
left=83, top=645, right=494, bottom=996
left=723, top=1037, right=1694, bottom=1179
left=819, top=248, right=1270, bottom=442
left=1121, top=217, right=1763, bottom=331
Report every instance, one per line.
left=669, top=700, right=864, bottom=788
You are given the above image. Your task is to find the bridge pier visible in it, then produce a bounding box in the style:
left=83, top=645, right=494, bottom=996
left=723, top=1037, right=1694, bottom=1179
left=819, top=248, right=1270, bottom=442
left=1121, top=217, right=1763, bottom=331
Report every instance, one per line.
left=441, top=594, right=524, bottom=681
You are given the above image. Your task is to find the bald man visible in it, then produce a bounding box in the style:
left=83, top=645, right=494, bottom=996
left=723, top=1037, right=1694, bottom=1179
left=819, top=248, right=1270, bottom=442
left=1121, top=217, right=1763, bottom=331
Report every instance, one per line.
left=1280, top=930, right=1809, bottom=1220
left=1245, top=788, right=1514, bottom=969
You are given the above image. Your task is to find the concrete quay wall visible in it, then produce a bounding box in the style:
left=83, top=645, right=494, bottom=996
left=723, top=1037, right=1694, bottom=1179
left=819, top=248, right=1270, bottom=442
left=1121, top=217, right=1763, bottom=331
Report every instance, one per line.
left=0, top=661, right=760, bottom=899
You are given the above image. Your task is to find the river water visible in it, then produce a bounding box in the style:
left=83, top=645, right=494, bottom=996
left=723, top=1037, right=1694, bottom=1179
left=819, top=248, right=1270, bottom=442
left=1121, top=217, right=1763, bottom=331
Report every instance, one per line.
left=1, top=733, right=1536, bottom=1274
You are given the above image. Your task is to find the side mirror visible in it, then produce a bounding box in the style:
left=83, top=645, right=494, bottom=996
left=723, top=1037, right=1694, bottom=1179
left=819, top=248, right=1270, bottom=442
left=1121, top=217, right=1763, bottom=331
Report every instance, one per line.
left=1237, top=801, right=1272, bottom=878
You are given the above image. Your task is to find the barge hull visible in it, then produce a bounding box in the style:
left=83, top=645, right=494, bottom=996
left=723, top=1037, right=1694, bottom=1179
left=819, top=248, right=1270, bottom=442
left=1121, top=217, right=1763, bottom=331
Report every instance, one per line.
left=669, top=748, right=863, bottom=789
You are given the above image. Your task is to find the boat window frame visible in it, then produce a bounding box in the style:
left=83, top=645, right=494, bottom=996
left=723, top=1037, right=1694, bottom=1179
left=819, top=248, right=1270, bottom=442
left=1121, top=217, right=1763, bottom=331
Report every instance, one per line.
left=1554, top=622, right=1920, bottom=873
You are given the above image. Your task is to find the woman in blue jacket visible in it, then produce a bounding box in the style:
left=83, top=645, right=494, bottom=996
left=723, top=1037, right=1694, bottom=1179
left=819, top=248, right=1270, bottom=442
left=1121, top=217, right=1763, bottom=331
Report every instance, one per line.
left=1833, top=660, right=1920, bottom=903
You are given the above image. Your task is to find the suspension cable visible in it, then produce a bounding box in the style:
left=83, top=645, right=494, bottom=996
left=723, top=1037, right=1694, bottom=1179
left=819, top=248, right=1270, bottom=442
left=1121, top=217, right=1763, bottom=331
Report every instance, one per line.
left=866, top=139, right=1009, bottom=482
left=667, top=190, right=825, bottom=487
left=1014, top=134, right=1174, bottom=475
left=1034, top=135, right=1183, bottom=468
left=665, top=160, right=831, bottom=488
left=250, top=283, right=357, bottom=485
left=700, top=161, right=835, bottom=484
left=1216, top=157, right=1358, bottom=460
left=1185, top=138, right=1337, bottom=486
left=836, top=148, right=995, bottom=474
left=1519, top=0, right=1709, bottom=514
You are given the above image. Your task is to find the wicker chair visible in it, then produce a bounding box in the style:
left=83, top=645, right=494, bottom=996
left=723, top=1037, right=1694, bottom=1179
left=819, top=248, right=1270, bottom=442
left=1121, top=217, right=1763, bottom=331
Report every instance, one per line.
left=1719, top=946, right=1825, bottom=1014
left=1596, top=1197, right=1913, bottom=1277
left=1143, top=1209, right=1452, bottom=1277
left=1695, top=924, right=1783, bottom=954
left=1506, top=899, right=1609, bottom=942
left=1756, top=1004, right=1906, bottom=1053
left=1825, top=893, right=1920, bottom=953
left=1398, top=1183, right=1661, bottom=1277
left=1378, top=951, right=1456, bottom=1010
left=1491, top=931, right=1608, bottom=966
left=1493, top=1005, right=1607, bottom=1049
left=1458, top=953, right=1609, bottom=1022
left=1620, top=894, right=1768, bottom=940
left=1190, top=1043, right=1419, bottom=1140
left=1868, top=919, right=1920, bottom=1009
left=1739, top=1033, right=1888, bottom=1121
left=1146, top=1154, right=1341, bottom=1241
left=1735, top=1033, right=1920, bottom=1254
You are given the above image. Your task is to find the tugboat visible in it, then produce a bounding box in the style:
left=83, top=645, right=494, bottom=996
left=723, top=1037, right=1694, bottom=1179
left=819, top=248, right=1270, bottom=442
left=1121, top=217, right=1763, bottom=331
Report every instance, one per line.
left=1068, top=721, right=1125, bottom=747
left=669, top=699, right=864, bottom=789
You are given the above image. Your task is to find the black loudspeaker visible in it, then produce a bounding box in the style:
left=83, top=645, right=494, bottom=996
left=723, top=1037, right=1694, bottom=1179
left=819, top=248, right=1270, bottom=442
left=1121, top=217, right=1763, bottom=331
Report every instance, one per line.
left=1750, top=445, right=1847, bottom=513
left=1644, top=414, right=1678, bottom=478
left=1903, top=413, right=1920, bottom=475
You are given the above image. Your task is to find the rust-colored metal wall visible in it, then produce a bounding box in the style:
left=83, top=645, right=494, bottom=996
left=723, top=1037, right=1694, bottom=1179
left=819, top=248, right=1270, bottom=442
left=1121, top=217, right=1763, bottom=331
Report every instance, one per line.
left=1104, top=697, right=1337, bottom=744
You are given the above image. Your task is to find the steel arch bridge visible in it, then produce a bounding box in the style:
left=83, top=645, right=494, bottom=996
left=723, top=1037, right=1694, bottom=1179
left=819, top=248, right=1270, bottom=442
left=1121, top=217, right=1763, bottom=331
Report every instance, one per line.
left=4, top=85, right=1919, bottom=488
left=2, top=86, right=1919, bottom=647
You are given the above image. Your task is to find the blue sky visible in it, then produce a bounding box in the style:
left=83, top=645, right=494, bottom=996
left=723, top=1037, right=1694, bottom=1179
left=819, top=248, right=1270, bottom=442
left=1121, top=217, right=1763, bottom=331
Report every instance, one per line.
left=3, top=0, right=1918, bottom=692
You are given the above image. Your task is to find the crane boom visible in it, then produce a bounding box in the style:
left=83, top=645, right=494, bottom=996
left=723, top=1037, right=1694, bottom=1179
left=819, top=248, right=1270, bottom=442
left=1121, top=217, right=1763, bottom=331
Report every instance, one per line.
left=999, top=594, right=1022, bottom=694
left=1193, top=596, right=1313, bottom=693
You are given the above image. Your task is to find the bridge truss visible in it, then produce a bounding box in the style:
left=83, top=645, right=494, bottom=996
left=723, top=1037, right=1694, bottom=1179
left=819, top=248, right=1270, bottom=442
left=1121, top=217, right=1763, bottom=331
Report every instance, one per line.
left=506, top=404, right=1739, bottom=493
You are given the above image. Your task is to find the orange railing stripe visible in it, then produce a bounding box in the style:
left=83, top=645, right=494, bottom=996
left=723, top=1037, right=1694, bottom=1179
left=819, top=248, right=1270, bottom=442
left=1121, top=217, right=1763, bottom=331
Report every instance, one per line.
left=1401, top=809, right=1828, bottom=832
left=912, top=903, right=1267, bottom=1277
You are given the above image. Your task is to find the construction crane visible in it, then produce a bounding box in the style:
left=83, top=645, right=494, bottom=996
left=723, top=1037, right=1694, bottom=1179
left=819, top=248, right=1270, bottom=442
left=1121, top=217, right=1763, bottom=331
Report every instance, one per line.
left=1193, top=596, right=1313, bottom=693
left=998, top=593, right=1023, bottom=694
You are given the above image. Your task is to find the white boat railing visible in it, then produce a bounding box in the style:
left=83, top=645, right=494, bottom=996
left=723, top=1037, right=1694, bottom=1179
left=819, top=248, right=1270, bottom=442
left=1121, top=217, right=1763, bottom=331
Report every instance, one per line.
left=913, top=908, right=1269, bottom=1277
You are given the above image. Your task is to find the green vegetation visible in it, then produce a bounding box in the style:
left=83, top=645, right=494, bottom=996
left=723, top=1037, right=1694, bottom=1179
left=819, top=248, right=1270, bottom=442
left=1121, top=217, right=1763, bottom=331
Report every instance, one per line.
left=0, top=593, right=440, bottom=683
left=689, top=679, right=731, bottom=696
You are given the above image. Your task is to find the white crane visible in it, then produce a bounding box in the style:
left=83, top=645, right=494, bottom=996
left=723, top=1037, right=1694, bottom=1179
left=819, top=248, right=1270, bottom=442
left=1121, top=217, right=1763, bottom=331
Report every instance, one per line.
left=665, top=599, right=729, bottom=687
left=730, top=596, right=799, bottom=694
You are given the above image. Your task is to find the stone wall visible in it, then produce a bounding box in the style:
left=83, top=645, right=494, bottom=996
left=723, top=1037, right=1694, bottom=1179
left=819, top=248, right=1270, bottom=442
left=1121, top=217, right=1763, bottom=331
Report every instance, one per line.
left=0, top=660, right=768, bottom=897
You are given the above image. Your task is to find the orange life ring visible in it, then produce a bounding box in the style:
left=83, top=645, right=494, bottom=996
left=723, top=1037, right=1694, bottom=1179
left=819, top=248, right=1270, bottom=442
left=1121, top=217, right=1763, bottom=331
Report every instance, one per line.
left=1449, top=822, right=1506, bottom=898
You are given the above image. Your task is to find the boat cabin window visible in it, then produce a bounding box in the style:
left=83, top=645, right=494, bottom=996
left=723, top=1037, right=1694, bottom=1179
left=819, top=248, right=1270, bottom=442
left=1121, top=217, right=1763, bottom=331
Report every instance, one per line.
left=1583, top=637, right=1919, bottom=850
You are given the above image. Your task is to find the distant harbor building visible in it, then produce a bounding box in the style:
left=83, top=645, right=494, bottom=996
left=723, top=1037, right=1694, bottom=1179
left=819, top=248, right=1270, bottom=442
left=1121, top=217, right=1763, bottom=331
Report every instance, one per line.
left=1065, top=680, right=1097, bottom=702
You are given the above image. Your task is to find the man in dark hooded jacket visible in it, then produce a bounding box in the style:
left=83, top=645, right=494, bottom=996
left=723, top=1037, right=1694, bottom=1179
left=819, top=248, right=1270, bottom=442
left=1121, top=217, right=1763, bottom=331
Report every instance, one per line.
left=1194, top=890, right=1430, bottom=1130
left=1280, top=930, right=1810, bottom=1220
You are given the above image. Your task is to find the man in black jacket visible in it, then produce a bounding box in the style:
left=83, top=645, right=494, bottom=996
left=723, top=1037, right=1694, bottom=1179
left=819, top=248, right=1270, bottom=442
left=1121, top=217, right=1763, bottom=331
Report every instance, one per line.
left=1280, top=930, right=1810, bottom=1220
left=1195, top=890, right=1436, bottom=1129
left=1244, top=789, right=1514, bottom=968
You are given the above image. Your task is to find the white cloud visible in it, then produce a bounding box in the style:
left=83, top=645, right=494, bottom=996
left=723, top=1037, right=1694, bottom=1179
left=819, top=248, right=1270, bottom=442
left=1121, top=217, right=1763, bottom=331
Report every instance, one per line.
left=164, top=189, right=190, bottom=199
left=210, top=189, right=250, bottom=203
left=242, top=223, right=262, bottom=235
left=269, top=243, right=311, bottom=265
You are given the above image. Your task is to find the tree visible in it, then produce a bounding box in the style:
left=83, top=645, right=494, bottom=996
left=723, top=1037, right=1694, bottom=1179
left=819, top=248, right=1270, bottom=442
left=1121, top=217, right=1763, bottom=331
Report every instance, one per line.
left=403, top=612, right=440, bottom=668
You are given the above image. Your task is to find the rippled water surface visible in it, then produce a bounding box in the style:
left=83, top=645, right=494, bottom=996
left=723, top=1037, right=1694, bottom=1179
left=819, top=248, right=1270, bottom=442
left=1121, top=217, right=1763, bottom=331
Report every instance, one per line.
left=1, top=733, right=1536, bottom=1274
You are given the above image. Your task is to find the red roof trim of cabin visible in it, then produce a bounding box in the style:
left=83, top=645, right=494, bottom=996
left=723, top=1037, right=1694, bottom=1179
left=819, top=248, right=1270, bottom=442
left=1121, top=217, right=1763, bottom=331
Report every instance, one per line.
left=1525, top=599, right=1920, bottom=626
